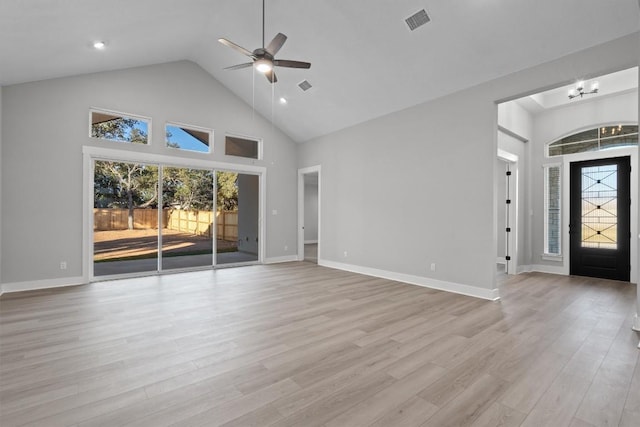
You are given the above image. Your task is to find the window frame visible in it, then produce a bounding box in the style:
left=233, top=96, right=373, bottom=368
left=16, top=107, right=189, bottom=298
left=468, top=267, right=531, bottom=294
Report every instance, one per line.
left=89, top=108, right=152, bottom=145
left=224, top=133, right=263, bottom=160
left=547, top=123, right=638, bottom=157
left=165, top=121, right=214, bottom=154
left=543, top=162, right=562, bottom=258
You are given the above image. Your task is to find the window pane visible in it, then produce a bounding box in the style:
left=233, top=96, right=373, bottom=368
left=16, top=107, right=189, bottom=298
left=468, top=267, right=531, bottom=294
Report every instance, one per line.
left=549, top=140, right=598, bottom=156
left=600, top=134, right=638, bottom=151
left=91, top=111, right=149, bottom=144
left=166, top=124, right=211, bottom=153
left=161, top=167, right=214, bottom=270
left=580, top=164, right=618, bottom=249
left=94, top=161, right=159, bottom=276
left=549, top=128, right=598, bottom=147
left=225, top=135, right=259, bottom=159
left=544, top=165, right=561, bottom=255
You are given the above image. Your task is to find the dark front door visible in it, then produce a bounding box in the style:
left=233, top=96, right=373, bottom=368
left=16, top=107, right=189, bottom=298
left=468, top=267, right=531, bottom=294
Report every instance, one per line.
left=569, top=156, right=631, bottom=281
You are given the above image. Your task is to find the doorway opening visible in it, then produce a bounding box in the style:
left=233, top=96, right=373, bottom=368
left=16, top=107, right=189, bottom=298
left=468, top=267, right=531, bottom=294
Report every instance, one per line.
left=298, top=166, right=321, bottom=264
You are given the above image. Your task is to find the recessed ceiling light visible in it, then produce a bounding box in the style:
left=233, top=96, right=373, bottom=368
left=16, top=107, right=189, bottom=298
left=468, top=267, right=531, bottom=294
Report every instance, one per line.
left=93, top=41, right=106, bottom=50
left=279, top=97, right=287, bottom=104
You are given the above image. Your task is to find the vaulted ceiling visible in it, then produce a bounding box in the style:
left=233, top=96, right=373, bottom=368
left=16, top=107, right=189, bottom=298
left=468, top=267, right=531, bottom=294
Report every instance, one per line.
left=1, top=0, right=638, bottom=142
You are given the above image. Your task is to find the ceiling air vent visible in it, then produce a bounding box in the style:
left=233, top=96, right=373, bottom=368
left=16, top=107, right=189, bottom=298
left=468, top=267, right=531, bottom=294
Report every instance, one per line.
left=298, top=80, right=312, bottom=91
left=405, top=9, right=430, bottom=31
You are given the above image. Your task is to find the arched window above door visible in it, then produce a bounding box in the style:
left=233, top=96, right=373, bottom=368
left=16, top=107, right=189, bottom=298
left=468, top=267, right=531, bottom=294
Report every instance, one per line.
left=548, top=124, right=638, bottom=157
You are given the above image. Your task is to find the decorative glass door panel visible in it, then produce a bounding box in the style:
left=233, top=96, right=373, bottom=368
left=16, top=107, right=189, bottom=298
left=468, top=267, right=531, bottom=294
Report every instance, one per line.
left=580, top=164, right=618, bottom=249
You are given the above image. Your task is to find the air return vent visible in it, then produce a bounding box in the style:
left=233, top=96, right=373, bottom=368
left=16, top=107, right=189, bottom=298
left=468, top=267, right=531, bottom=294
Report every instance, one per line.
left=298, top=80, right=312, bottom=91
left=405, top=9, right=430, bottom=31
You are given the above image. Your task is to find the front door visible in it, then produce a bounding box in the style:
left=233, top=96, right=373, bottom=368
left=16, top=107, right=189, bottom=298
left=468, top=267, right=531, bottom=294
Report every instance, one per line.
left=569, top=156, right=631, bottom=281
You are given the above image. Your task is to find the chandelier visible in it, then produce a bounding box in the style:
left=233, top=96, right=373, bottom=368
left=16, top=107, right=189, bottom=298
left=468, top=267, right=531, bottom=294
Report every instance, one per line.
left=568, top=80, right=599, bottom=100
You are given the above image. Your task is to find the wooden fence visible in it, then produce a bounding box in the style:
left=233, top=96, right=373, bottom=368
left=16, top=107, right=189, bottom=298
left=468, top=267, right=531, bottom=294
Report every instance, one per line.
left=94, top=208, right=238, bottom=241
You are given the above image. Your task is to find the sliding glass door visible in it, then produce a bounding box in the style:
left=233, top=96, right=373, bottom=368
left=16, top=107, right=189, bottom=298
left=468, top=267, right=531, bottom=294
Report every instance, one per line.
left=161, top=167, right=215, bottom=270
left=93, top=160, right=159, bottom=276
left=93, top=160, right=260, bottom=277
left=215, top=172, right=260, bottom=265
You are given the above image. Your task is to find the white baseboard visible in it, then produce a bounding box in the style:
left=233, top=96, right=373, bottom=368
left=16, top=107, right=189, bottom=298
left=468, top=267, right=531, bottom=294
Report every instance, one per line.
left=304, top=240, right=318, bottom=244
left=1, top=276, right=86, bottom=294
left=529, top=264, right=568, bottom=275
left=633, top=314, right=640, bottom=332
left=496, top=257, right=506, bottom=265
left=319, top=259, right=499, bottom=301
left=264, top=255, right=299, bottom=264
left=516, top=265, right=532, bottom=274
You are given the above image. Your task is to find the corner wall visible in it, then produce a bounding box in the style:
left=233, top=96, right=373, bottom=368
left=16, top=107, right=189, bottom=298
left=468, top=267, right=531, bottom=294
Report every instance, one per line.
left=298, top=32, right=639, bottom=299
left=0, top=61, right=298, bottom=289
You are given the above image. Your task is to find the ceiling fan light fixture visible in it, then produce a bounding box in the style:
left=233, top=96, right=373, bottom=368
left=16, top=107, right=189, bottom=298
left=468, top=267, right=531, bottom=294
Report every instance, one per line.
left=92, top=41, right=106, bottom=50
left=255, top=58, right=273, bottom=73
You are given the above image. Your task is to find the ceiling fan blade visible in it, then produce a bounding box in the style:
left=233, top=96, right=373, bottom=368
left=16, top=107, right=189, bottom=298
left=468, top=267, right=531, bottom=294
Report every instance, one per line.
left=266, top=33, right=287, bottom=56
left=273, top=60, right=311, bottom=69
left=218, top=38, right=254, bottom=57
left=265, top=70, right=278, bottom=84
left=224, top=62, right=254, bottom=70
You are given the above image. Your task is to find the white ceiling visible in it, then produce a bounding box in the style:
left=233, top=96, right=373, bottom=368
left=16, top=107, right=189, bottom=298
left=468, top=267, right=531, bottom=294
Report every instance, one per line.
left=515, top=67, right=639, bottom=114
left=1, top=0, right=638, bottom=142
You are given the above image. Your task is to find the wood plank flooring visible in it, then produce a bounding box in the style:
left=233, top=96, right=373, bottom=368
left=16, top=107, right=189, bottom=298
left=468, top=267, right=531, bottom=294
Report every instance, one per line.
left=0, top=263, right=638, bottom=426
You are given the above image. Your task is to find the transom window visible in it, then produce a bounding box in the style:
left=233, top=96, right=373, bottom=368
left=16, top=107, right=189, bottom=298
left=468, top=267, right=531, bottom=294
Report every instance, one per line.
left=548, top=124, right=638, bottom=157
left=90, top=109, right=150, bottom=145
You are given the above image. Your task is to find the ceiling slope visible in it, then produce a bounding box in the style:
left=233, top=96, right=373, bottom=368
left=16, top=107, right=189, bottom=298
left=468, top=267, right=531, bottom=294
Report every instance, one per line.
left=1, top=0, right=638, bottom=142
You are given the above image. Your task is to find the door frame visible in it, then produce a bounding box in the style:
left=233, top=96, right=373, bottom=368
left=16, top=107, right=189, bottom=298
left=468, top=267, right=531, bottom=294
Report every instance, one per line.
left=83, top=146, right=266, bottom=282
left=497, top=149, right=518, bottom=274
left=569, top=156, right=631, bottom=281
left=297, top=165, right=321, bottom=262
left=560, top=147, right=638, bottom=281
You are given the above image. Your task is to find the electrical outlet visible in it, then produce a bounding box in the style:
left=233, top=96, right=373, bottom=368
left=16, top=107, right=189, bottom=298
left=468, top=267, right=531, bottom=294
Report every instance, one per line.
left=60, top=261, right=67, bottom=270
left=430, top=263, right=436, bottom=272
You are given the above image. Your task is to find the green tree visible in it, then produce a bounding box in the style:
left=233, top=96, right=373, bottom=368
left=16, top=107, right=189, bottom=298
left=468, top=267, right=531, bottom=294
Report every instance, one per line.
left=94, top=161, right=158, bottom=229
left=163, top=168, right=214, bottom=211
left=216, top=172, right=238, bottom=211
left=91, top=117, right=148, bottom=144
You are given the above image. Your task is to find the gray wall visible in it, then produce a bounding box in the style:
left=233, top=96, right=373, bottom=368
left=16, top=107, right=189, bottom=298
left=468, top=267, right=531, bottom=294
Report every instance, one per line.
left=304, top=179, right=319, bottom=242
left=298, top=33, right=639, bottom=294
left=1, top=61, right=298, bottom=285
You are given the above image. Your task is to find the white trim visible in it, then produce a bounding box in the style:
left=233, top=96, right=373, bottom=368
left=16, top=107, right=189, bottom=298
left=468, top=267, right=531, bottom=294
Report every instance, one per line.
left=632, top=314, right=640, bottom=332
left=224, top=132, right=263, bottom=160
left=1, top=276, right=86, bottom=294
left=496, top=149, right=518, bottom=276
left=298, top=166, right=321, bottom=262
left=83, top=146, right=265, bottom=174
left=541, top=254, right=563, bottom=262
left=319, top=259, right=500, bottom=301
left=516, top=265, right=532, bottom=274
left=497, top=148, right=518, bottom=162
left=496, top=257, right=506, bottom=265
left=264, top=255, right=299, bottom=264
left=304, top=240, right=318, bottom=244
left=530, top=264, right=568, bottom=275
left=84, top=146, right=267, bottom=281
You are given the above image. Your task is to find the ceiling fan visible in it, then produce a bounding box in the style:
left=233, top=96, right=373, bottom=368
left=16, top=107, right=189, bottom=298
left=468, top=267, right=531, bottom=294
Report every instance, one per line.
left=218, top=0, right=311, bottom=84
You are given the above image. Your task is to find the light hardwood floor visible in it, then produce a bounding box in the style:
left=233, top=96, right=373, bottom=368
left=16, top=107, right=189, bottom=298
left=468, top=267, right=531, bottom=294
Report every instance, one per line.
left=1, top=263, right=638, bottom=426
